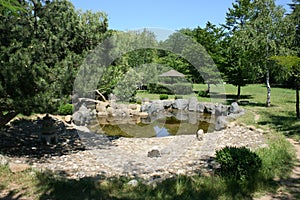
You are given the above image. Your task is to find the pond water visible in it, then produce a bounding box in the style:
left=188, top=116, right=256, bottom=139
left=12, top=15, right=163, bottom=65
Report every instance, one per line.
left=88, top=110, right=215, bottom=138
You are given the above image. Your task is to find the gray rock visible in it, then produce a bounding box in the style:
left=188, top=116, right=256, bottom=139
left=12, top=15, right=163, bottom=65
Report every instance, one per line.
left=72, top=104, right=92, bottom=125
left=172, top=99, right=189, bottom=110
left=127, top=179, right=139, bottom=187
left=0, top=155, right=8, bottom=166
left=196, top=103, right=205, bottom=112
left=148, top=101, right=164, bottom=114
left=215, top=105, right=228, bottom=117
left=188, top=97, right=198, bottom=111
left=141, top=103, right=151, bottom=112
left=196, top=129, right=204, bottom=141
left=148, top=149, right=161, bottom=158
left=230, top=102, right=240, bottom=114
left=215, top=116, right=228, bottom=131
left=204, top=103, right=215, bottom=114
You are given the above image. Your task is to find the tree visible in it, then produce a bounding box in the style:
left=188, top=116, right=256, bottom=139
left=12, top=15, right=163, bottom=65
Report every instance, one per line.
left=271, top=56, right=300, bottom=118
left=223, top=0, right=258, bottom=100
left=113, top=68, right=142, bottom=102
left=0, top=0, right=26, bottom=13
left=0, top=0, right=108, bottom=127
left=244, top=0, right=291, bottom=107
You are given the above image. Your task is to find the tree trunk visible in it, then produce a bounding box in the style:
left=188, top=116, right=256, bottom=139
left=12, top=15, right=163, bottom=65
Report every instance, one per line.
left=266, top=70, right=271, bottom=107
left=0, top=111, right=18, bottom=128
left=237, top=85, right=241, bottom=101
left=207, top=83, right=211, bottom=94
left=296, top=83, right=300, bottom=119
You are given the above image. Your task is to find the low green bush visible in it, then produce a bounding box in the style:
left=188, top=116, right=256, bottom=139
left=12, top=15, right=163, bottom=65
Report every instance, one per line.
left=216, top=146, right=262, bottom=182
left=148, top=83, right=193, bottom=95
left=216, top=146, right=262, bottom=196
left=198, top=90, right=209, bottom=97
left=159, top=94, right=169, bottom=100
left=58, top=103, right=74, bottom=115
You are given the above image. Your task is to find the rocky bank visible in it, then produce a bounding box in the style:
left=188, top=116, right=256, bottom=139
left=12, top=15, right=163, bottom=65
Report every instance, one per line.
left=0, top=116, right=267, bottom=182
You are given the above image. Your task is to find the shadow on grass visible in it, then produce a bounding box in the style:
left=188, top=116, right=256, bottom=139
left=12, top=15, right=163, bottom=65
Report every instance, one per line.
left=35, top=172, right=224, bottom=200
left=33, top=170, right=280, bottom=200
left=258, top=111, right=300, bottom=138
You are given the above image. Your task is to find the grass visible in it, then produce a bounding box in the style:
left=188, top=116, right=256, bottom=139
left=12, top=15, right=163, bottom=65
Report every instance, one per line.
left=0, top=84, right=299, bottom=199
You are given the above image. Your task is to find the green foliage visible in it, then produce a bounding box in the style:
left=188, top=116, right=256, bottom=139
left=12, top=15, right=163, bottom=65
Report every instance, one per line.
left=0, top=0, right=108, bottom=119
left=159, top=94, right=169, bottom=100
left=113, top=68, right=141, bottom=102
left=216, top=146, right=262, bottom=184
left=256, top=135, right=295, bottom=180
left=198, top=90, right=209, bottom=97
left=58, top=103, right=74, bottom=115
left=149, top=83, right=193, bottom=95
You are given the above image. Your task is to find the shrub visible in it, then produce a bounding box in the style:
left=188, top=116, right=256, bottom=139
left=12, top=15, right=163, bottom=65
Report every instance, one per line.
left=148, top=83, right=193, bottom=95
left=215, top=146, right=262, bottom=196
left=198, top=90, right=209, bottom=97
left=58, top=103, right=74, bottom=115
left=216, top=146, right=262, bottom=183
left=159, top=94, right=169, bottom=100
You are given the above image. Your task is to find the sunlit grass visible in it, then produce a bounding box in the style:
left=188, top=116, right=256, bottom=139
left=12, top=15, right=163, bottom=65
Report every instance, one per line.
left=0, top=84, right=299, bottom=199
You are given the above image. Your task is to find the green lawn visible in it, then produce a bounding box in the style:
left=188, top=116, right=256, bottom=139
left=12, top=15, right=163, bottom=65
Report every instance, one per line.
left=137, top=84, right=300, bottom=141
left=0, top=84, right=299, bottom=199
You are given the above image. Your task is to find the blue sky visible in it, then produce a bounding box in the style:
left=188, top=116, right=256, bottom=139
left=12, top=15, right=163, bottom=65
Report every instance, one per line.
left=70, top=0, right=292, bottom=31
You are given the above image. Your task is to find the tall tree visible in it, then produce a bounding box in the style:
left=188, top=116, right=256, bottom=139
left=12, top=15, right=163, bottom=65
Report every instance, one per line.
left=223, top=0, right=257, bottom=100
left=271, top=56, right=300, bottom=118
left=247, top=0, right=292, bottom=107
left=0, top=0, right=108, bottom=126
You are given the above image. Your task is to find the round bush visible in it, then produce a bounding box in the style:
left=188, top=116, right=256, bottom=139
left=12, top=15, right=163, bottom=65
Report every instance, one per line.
left=215, top=146, right=262, bottom=183
left=159, top=94, right=169, bottom=100
left=58, top=103, right=74, bottom=115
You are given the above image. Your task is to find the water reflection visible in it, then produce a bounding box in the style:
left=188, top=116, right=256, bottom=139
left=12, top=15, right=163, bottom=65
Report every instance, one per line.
left=88, top=110, right=215, bottom=138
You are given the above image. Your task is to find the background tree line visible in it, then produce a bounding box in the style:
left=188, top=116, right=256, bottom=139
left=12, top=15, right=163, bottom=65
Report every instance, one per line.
left=0, top=0, right=299, bottom=126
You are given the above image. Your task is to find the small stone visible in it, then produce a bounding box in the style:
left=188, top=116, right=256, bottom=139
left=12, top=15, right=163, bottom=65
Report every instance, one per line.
left=177, top=169, right=185, bottom=175
left=0, top=155, right=9, bottom=166
left=148, top=149, right=161, bottom=158
left=9, top=162, right=30, bottom=173
left=196, top=129, right=204, bottom=141
left=127, top=179, right=139, bottom=187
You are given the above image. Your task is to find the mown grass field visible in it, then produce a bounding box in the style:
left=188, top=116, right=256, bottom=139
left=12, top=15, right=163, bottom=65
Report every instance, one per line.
left=0, top=84, right=299, bottom=199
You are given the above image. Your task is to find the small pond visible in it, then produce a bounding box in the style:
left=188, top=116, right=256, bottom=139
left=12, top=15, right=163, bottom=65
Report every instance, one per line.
left=88, top=110, right=215, bottom=138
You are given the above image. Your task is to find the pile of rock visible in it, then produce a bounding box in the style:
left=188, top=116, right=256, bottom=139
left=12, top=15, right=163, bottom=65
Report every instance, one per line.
left=72, top=101, right=148, bottom=126
left=72, top=96, right=245, bottom=130
left=141, top=98, right=245, bottom=131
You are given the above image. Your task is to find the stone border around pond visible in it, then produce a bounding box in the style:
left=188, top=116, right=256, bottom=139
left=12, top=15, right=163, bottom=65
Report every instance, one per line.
left=0, top=120, right=267, bottom=184
left=72, top=97, right=245, bottom=131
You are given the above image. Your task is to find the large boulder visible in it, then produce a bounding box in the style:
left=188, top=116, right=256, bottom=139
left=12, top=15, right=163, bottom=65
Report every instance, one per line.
left=148, top=101, right=164, bottom=114
left=172, top=99, right=189, bottom=110
left=188, top=97, right=198, bottom=111
left=196, top=102, right=205, bottom=113
left=204, top=103, right=215, bottom=114
left=229, top=102, right=240, bottom=114
left=215, top=116, right=228, bottom=131
left=215, top=104, right=228, bottom=117
left=72, top=104, right=92, bottom=125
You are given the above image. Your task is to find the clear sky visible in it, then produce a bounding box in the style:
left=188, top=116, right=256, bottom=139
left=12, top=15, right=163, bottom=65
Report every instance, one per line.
left=70, top=0, right=292, bottom=31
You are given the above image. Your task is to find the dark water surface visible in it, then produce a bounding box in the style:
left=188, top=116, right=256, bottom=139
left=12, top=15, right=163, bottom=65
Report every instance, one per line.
left=88, top=110, right=215, bottom=138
